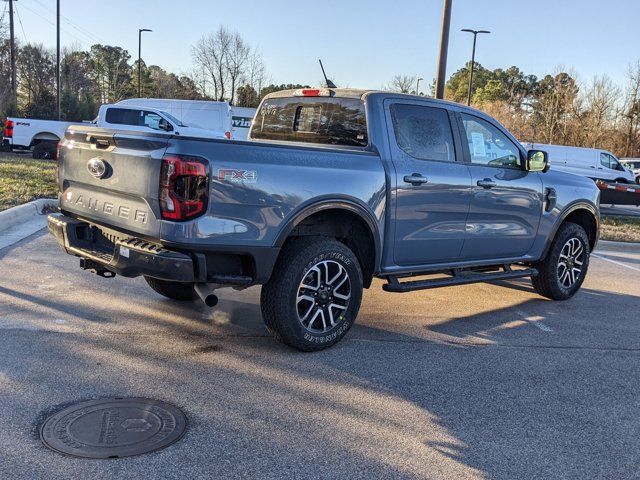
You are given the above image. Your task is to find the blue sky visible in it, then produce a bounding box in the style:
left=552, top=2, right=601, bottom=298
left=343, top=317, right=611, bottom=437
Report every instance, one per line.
left=6, top=0, right=640, bottom=91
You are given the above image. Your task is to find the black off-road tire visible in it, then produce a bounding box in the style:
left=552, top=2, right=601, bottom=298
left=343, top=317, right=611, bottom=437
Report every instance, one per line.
left=32, top=141, right=57, bottom=160
left=531, top=222, right=590, bottom=300
left=144, top=276, right=196, bottom=301
left=261, top=237, right=363, bottom=352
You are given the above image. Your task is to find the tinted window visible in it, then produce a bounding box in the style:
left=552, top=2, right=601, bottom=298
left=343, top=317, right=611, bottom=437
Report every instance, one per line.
left=251, top=97, right=367, bottom=147
left=105, top=108, right=164, bottom=130
left=461, top=113, right=521, bottom=168
left=390, top=104, right=455, bottom=162
left=601, top=153, right=624, bottom=171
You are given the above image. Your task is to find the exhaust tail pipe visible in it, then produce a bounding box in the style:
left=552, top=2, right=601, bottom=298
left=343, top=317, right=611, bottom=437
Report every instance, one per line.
left=194, top=283, right=219, bottom=307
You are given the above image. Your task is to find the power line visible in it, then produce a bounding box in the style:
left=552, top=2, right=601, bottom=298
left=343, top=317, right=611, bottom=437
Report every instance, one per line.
left=31, top=0, right=106, bottom=44
left=16, top=1, right=85, bottom=44
left=13, top=3, right=28, bottom=44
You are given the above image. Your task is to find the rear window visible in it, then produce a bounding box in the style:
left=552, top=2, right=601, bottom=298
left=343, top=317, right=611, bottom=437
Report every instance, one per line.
left=250, top=97, right=368, bottom=147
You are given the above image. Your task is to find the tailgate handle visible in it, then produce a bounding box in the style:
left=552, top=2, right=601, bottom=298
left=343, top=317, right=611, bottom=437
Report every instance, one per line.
left=89, top=136, right=111, bottom=149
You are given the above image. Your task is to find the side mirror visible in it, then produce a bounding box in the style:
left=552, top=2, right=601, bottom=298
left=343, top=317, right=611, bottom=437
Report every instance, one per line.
left=527, top=149, right=548, bottom=172
left=159, top=118, right=174, bottom=132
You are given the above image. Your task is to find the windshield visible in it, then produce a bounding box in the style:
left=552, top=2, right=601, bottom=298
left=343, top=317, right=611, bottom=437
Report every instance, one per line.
left=161, top=111, right=186, bottom=127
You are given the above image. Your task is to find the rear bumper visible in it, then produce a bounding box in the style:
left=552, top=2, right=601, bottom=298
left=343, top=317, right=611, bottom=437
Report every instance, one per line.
left=47, top=213, right=196, bottom=282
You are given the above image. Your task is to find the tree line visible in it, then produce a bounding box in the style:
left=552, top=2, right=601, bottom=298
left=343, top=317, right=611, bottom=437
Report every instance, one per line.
left=387, top=62, right=640, bottom=158
left=2, top=16, right=639, bottom=158
left=0, top=23, right=308, bottom=122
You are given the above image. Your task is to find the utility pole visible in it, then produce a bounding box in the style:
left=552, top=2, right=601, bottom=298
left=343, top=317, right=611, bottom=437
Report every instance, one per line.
left=434, top=0, right=452, bottom=99
left=56, top=0, right=61, bottom=119
left=138, top=28, right=152, bottom=97
left=461, top=29, right=490, bottom=106
left=415, top=77, right=423, bottom=96
left=8, top=0, right=16, bottom=107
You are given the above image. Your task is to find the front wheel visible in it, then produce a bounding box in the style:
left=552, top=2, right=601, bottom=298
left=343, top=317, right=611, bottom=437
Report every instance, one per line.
left=261, top=237, right=363, bottom=351
left=531, top=222, right=590, bottom=300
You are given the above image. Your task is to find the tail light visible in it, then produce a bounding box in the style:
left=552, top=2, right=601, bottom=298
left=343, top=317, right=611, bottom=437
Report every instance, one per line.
left=159, top=155, right=209, bottom=221
left=293, top=88, right=334, bottom=97
left=3, top=119, right=14, bottom=138
left=225, top=131, right=231, bottom=139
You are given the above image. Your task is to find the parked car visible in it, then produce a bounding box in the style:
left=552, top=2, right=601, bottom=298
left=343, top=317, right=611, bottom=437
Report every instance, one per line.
left=95, top=104, right=227, bottom=140
left=48, top=88, right=600, bottom=351
left=115, top=98, right=256, bottom=141
left=620, top=158, right=640, bottom=184
left=521, top=142, right=635, bottom=184
left=2, top=117, right=76, bottom=159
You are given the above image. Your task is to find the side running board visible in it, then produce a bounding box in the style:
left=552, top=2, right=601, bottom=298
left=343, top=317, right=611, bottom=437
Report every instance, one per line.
left=383, top=265, right=538, bottom=293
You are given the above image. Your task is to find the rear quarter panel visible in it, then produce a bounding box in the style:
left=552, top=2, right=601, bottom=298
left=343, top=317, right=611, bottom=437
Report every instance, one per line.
left=160, top=137, right=387, bottom=249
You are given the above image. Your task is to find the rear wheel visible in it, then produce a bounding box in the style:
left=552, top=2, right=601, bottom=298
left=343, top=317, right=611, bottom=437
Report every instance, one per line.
left=144, top=276, right=195, bottom=301
left=261, top=237, right=363, bottom=351
left=32, top=141, right=57, bottom=160
left=531, top=222, right=590, bottom=300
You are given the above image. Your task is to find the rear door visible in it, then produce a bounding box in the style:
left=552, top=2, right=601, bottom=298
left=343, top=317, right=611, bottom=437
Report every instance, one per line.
left=385, top=100, right=472, bottom=266
left=458, top=113, right=543, bottom=260
left=59, top=126, right=170, bottom=237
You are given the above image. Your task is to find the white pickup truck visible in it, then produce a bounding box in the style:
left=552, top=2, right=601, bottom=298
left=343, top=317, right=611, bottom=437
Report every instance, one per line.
left=95, top=104, right=228, bottom=140
left=2, top=117, right=75, bottom=159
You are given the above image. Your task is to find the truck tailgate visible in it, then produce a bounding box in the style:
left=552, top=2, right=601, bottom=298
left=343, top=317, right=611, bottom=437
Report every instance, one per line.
left=59, top=126, right=171, bottom=238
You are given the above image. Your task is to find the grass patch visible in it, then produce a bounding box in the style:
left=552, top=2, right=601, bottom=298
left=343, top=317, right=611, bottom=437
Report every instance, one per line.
left=600, top=215, right=640, bottom=243
left=0, top=152, right=57, bottom=212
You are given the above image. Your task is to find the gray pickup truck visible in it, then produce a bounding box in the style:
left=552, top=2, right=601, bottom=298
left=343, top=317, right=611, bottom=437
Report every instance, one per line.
left=48, top=88, right=600, bottom=351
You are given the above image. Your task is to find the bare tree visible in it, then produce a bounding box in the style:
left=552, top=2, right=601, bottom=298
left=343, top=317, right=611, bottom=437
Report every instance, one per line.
left=243, top=49, right=268, bottom=97
left=581, top=75, right=620, bottom=148
left=192, top=27, right=232, bottom=101
left=386, top=74, right=415, bottom=93
left=225, top=32, right=250, bottom=104
left=621, top=61, right=640, bottom=156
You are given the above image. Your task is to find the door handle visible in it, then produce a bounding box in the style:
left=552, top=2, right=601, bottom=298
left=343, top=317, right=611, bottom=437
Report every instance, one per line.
left=476, top=178, right=496, bottom=189
left=404, top=173, right=428, bottom=186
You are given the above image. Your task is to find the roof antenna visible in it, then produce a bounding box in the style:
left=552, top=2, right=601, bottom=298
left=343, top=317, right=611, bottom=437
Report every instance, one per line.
left=319, top=59, right=337, bottom=88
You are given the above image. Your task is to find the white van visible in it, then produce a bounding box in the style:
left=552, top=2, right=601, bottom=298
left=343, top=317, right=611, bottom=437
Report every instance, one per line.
left=521, top=142, right=635, bottom=183
left=96, top=104, right=227, bottom=140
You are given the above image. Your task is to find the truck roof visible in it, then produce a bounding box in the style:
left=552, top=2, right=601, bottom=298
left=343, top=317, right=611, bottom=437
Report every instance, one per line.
left=261, top=88, right=487, bottom=113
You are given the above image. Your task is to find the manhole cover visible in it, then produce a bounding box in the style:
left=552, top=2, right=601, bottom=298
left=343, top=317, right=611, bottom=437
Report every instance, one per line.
left=40, top=398, right=187, bottom=459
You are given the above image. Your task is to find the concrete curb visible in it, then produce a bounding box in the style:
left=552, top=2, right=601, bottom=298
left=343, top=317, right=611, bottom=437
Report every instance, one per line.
left=597, top=239, right=640, bottom=252
left=0, top=198, right=58, bottom=234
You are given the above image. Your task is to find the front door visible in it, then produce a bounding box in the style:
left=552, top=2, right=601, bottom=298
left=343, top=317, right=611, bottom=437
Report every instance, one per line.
left=386, top=101, right=472, bottom=266
left=458, top=112, right=543, bottom=260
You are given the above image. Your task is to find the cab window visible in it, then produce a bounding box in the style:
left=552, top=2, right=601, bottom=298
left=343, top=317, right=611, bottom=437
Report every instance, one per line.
left=105, top=108, right=165, bottom=130
left=390, top=104, right=455, bottom=162
left=461, top=113, right=522, bottom=168
left=601, top=153, right=624, bottom=171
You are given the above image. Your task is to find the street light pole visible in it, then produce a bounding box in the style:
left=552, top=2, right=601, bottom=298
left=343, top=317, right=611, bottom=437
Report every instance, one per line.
left=434, top=0, right=452, bottom=99
left=415, top=77, right=424, bottom=96
left=56, top=0, right=60, bottom=120
left=461, top=29, right=490, bottom=106
left=138, top=28, right=152, bottom=98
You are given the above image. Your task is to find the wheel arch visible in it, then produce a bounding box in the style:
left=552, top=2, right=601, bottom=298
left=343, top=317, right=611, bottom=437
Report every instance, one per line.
left=273, top=199, right=382, bottom=288
left=30, top=132, right=61, bottom=146
left=544, top=202, right=599, bottom=258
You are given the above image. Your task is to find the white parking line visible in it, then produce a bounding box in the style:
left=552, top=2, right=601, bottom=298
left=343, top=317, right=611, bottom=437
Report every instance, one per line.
left=592, top=254, right=640, bottom=273
left=515, top=309, right=553, bottom=332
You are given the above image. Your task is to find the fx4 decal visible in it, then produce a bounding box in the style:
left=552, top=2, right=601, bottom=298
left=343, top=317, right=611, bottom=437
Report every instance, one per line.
left=217, top=169, right=258, bottom=184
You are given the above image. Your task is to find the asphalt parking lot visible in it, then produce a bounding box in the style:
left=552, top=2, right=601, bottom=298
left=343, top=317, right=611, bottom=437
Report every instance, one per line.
left=1, top=231, right=639, bottom=479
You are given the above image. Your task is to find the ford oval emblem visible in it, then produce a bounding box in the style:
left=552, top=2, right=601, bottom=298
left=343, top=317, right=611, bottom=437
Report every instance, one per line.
left=87, top=157, right=107, bottom=179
